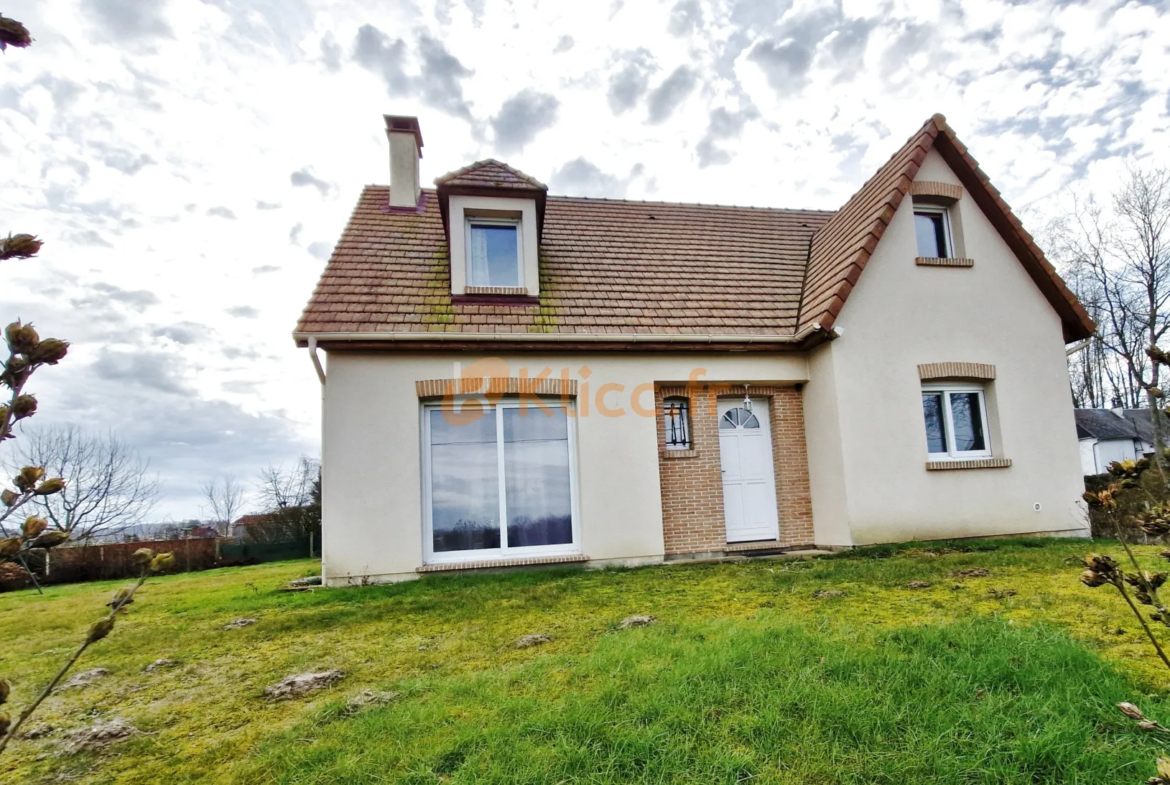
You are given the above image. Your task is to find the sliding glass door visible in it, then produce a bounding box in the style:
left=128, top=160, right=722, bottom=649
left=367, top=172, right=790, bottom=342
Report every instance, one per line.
left=423, top=398, right=578, bottom=563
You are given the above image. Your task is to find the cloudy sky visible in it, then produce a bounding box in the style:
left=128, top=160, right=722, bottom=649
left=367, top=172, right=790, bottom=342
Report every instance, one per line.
left=0, top=0, right=1166, bottom=519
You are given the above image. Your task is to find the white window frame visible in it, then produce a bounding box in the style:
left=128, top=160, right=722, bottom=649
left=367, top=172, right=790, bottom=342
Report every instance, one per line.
left=465, top=217, right=523, bottom=288
left=420, top=396, right=581, bottom=566
left=913, top=204, right=953, bottom=258
left=922, top=383, right=991, bottom=460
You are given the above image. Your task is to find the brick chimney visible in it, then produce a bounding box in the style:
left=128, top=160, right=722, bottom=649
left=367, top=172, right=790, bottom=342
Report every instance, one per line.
left=384, top=115, right=423, bottom=208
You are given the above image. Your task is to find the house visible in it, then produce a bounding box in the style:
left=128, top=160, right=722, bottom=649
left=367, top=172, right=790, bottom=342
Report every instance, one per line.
left=295, top=113, right=1096, bottom=586
left=1075, top=408, right=1163, bottom=475
left=230, top=513, right=278, bottom=540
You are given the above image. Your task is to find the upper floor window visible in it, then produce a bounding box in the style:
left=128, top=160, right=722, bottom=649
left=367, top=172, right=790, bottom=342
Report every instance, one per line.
left=662, top=396, right=691, bottom=450
left=467, top=218, right=521, bottom=287
left=922, top=383, right=990, bottom=459
left=914, top=205, right=951, bottom=258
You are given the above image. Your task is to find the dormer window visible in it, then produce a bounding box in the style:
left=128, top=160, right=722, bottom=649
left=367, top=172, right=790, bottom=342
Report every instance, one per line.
left=434, top=159, right=548, bottom=299
left=468, top=219, right=522, bottom=287
left=914, top=205, right=951, bottom=258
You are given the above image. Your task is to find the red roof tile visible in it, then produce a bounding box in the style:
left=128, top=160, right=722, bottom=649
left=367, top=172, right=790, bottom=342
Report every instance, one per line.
left=434, top=159, right=547, bottom=191
left=295, top=189, right=830, bottom=339
left=296, top=115, right=1094, bottom=346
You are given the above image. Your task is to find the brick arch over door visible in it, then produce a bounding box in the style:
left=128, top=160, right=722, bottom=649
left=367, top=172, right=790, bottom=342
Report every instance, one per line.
left=654, top=384, right=814, bottom=555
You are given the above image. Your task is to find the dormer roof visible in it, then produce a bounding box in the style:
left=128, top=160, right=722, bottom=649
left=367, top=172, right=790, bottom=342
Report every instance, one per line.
left=434, top=159, right=547, bottom=192
left=434, top=159, right=548, bottom=241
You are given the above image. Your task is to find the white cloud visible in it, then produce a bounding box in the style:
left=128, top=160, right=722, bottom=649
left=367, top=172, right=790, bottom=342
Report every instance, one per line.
left=0, top=0, right=1167, bottom=517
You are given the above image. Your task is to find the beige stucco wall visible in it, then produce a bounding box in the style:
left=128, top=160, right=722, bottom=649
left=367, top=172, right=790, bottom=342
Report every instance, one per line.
left=803, top=148, right=1089, bottom=544
left=803, top=344, right=853, bottom=547
left=320, top=351, right=809, bottom=584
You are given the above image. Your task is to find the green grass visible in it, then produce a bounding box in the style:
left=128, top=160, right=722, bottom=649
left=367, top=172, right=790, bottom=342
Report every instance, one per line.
left=2, top=538, right=1170, bottom=782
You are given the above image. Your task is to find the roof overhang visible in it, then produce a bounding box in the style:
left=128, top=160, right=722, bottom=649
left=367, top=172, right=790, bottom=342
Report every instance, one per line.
left=293, top=324, right=835, bottom=353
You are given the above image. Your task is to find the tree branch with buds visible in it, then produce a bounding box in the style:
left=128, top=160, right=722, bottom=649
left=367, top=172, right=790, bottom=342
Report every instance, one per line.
left=0, top=548, right=175, bottom=754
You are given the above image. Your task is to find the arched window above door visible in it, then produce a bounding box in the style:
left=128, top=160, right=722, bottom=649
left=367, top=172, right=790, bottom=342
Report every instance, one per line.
left=719, top=407, right=759, bottom=430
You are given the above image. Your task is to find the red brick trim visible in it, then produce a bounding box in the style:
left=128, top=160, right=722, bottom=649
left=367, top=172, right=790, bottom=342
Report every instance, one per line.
left=918, top=362, right=995, bottom=381
left=417, top=553, right=587, bottom=573
left=916, top=256, right=974, bottom=268
left=910, top=180, right=963, bottom=201
left=926, top=457, right=1012, bottom=471
left=416, top=377, right=577, bottom=398
left=463, top=286, right=528, bottom=296
left=770, top=389, right=814, bottom=547
left=655, top=385, right=814, bottom=555
left=656, top=386, right=725, bottom=555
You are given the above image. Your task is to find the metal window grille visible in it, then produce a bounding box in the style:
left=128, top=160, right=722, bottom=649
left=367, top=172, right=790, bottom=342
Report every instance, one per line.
left=663, top=397, right=691, bottom=450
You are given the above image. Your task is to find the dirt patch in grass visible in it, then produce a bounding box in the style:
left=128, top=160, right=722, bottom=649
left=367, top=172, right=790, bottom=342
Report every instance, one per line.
left=265, top=670, right=345, bottom=700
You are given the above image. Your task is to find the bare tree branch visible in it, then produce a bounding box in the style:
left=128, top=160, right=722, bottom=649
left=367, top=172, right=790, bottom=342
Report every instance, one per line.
left=13, top=425, right=160, bottom=543
left=200, top=475, right=245, bottom=535
left=1053, top=168, right=1170, bottom=463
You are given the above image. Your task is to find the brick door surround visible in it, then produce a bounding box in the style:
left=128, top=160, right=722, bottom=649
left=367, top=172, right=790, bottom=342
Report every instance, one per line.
left=655, top=384, right=814, bottom=555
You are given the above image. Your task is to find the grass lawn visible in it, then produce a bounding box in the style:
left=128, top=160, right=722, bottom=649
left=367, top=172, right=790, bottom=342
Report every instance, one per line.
left=3, top=539, right=1170, bottom=783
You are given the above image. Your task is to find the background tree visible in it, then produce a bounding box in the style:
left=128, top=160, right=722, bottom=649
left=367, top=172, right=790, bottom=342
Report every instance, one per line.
left=16, top=425, right=160, bottom=543
left=249, top=457, right=321, bottom=543
left=1054, top=167, right=1170, bottom=455
left=201, top=474, right=245, bottom=535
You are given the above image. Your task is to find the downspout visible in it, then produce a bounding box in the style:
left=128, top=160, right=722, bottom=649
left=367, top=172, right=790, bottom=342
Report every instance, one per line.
left=1065, top=338, right=1091, bottom=357
left=307, top=337, right=326, bottom=385
left=307, top=337, right=326, bottom=579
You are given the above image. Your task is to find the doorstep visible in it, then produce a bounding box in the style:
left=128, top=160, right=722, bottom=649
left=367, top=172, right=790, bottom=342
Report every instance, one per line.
left=417, top=553, right=589, bottom=574
left=723, top=540, right=785, bottom=553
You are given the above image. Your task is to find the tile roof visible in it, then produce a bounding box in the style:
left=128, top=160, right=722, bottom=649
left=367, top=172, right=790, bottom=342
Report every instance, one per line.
left=295, top=188, right=831, bottom=339
left=296, top=114, right=1095, bottom=346
left=433, top=159, right=547, bottom=191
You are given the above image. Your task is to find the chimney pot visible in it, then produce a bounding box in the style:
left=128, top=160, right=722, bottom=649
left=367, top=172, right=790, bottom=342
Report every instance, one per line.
left=384, top=114, right=423, bottom=208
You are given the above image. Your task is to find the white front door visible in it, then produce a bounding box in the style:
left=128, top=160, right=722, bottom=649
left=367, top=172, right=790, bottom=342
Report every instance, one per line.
left=717, top=399, right=780, bottom=543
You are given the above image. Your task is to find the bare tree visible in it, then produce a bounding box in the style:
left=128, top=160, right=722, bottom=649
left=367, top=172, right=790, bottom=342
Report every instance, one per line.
left=256, top=456, right=319, bottom=511
left=1055, top=167, right=1170, bottom=462
left=16, top=425, right=161, bottom=543
left=201, top=474, right=245, bottom=535
left=249, top=457, right=321, bottom=543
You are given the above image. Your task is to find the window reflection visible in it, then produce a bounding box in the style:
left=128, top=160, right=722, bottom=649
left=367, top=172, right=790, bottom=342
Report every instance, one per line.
left=922, top=393, right=947, bottom=453
left=428, top=402, right=575, bottom=556
left=504, top=408, right=572, bottom=547
left=429, top=410, right=500, bottom=552
left=469, top=224, right=520, bottom=287
left=949, top=392, right=986, bottom=451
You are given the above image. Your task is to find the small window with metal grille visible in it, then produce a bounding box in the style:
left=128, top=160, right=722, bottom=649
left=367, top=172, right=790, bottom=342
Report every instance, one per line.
left=662, top=396, right=691, bottom=450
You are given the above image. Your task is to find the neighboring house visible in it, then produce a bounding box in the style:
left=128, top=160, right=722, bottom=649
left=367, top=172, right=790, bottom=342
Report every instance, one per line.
left=1075, top=408, right=1164, bottom=475
left=230, top=513, right=277, bottom=540
left=295, top=113, right=1096, bottom=586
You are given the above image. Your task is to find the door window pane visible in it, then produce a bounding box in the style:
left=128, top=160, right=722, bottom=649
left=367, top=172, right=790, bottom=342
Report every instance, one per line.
left=949, top=392, right=986, bottom=452
left=469, top=224, right=520, bottom=286
left=503, top=407, right=572, bottom=547
left=922, top=393, right=947, bottom=454
left=429, top=410, right=500, bottom=552
left=914, top=212, right=948, bottom=257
